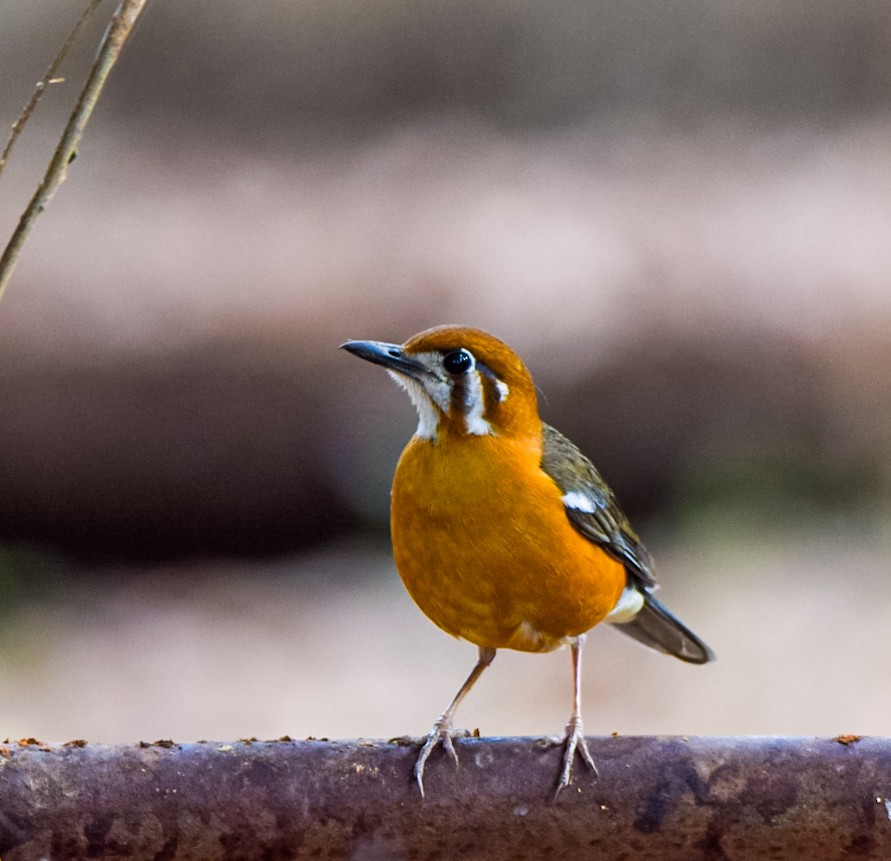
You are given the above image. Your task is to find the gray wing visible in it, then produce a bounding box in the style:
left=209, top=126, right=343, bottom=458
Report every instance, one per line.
left=540, top=423, right=713, bottom=664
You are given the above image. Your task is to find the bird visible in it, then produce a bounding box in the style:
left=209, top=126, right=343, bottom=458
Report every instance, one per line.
left=340, top=324, right=713, bottom=798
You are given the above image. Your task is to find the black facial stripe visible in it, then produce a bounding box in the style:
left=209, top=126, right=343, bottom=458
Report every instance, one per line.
left=450, top=371, right=469, bottom=415
left=479, top=372, right=503, bottom=412
left=477, top=361, right=499, bottom=382
left=477, top=362, right=506, bottom=407
left=443, top=357, right=505, bottom=419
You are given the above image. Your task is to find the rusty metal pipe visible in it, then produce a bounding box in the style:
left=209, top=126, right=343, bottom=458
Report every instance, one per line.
left=0, top=735, right=889, bottom=860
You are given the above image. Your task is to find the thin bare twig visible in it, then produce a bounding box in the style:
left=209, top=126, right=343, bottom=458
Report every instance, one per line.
left=0, top=0, right=152, bottom=304
left=0, top=0, right=106, bottom=180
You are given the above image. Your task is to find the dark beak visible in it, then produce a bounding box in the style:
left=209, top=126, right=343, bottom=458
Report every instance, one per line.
left=340, top=339, right=428, bottom=381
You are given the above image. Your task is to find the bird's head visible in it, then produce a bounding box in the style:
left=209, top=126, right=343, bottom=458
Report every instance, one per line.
left=341, top=325, right=540, bottom=441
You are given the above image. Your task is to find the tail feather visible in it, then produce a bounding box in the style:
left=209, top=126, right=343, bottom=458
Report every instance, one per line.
left=610, top=591, right=714, bottom=664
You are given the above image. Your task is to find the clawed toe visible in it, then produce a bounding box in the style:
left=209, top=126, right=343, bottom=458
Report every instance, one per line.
left=414, top=716, right=461, bottom=797
left=411, top=648, right=496, bottom=798
left=555, top=715, right=598, bottom=800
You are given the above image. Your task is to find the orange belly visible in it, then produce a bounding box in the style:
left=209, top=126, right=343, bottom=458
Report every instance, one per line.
left=390, top=433, right=626, bottom=653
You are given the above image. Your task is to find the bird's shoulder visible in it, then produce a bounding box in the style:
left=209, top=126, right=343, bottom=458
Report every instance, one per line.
left=539, top=423, right=656, bottom=588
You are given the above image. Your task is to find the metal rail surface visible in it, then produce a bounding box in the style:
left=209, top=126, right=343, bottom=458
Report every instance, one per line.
left=0, top=735, right=889, bottom=860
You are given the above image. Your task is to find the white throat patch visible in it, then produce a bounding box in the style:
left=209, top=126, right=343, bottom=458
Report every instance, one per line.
left=387, top=350, right=505, bottom=440
left=388, top=371, right=439, bottom=439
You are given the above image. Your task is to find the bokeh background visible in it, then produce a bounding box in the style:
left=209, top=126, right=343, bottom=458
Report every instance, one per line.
left=0, top=0, right=890, bottom=745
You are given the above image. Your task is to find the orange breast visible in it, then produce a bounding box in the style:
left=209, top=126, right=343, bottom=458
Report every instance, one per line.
left=390, top=432, right=627, bottom=653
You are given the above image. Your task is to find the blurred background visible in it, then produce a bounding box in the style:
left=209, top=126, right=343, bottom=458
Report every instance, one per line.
left=0, top=0, right=889, bottom=745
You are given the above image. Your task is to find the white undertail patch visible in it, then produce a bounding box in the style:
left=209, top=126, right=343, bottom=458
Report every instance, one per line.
left=606, top=586, right=645, bottom=623
left=508, top=619, right=562, bottom=651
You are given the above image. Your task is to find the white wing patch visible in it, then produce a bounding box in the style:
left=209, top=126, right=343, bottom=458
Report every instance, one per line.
left=561, top=490, right=596, bottom=514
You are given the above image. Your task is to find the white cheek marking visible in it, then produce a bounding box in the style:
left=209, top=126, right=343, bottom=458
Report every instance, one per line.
left=494, top=379, right=509, bottom=402
left=465, top=413, right=493, bottom=436
left=463, top=370, right=494, bottom=437
left=606, top=586, right=645, bottom=623
left=388, top=371, right=439, bottom=440
left=561, top=490, right=596, bottom=514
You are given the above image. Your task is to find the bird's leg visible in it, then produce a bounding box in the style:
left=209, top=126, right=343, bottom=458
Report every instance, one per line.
left=415, top=646, right=496, bottom=797
left=555, top=634, right=598, bottom=799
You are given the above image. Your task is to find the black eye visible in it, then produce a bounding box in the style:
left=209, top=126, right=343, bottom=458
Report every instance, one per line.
left=442, top=349, right=473, bottom=376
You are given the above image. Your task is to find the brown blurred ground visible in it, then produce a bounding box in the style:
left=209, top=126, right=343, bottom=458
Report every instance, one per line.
left=1, top=122, right=890, bottom=557
left=1, top=531, right=889, bottom=742
left=0, top=0, right=890, bottom=741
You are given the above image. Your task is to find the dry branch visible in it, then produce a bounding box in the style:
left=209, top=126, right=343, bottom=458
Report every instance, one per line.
left=0, top=0, right=151, bottom=303
left=0, top=0, right=105, bottom=179
left=0, top=735, right=889, bottom=860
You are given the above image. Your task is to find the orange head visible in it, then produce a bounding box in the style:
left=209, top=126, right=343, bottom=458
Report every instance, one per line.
left=341, top=325, right=541, bottom=441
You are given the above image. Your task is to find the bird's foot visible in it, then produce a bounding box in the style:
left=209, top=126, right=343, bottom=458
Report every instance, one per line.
left=554, top=713, right=598, bottom=800
left=414, top=714, right=463, bottom=797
